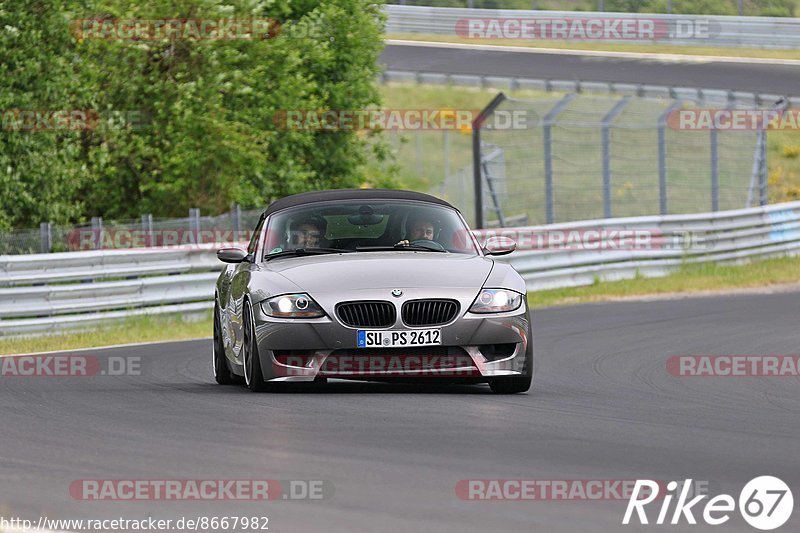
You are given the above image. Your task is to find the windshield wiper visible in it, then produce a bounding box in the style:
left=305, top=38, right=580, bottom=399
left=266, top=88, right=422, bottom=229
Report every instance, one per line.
left=264, top=247, right=355, bottom=261
left=355, top=243, right=447, bottom=253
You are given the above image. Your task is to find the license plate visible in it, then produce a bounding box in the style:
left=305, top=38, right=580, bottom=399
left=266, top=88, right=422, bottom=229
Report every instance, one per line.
left=357, top=329, right=441, bottom=348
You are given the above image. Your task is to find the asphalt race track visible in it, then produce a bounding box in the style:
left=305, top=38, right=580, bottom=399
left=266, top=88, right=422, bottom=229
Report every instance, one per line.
left=381, top=43, right=800, bottom=96
left=1, top=292, right=799, bottom=532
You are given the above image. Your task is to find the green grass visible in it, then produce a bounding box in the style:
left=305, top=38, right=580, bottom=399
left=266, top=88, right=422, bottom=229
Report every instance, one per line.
left=528, top=254, right=800, bottom=308
left=768, top=129, right=800, bottom=203
left=0, top=312, right=212, bottom=356
left=388, top=33, right=800, bottom=60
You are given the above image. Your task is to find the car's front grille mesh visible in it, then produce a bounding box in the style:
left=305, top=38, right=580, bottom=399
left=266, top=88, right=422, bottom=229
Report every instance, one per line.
left=402, top=299, right=459, bottom=327
left=336, top=301, right=396, bottom=328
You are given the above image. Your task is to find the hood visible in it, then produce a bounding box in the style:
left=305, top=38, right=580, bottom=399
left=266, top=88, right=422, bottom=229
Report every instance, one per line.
left=263, top=252, right=493, bottom=293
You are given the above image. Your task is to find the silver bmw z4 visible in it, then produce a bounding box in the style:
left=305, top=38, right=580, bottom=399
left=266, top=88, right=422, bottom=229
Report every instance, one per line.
left=213, top=189, right=533, bottom=394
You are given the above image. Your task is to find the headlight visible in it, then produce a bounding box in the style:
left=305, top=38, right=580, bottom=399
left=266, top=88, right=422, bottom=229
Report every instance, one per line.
left=262, top=293, right=325, bottom=318
left=469, top=289, right=523, bottom=314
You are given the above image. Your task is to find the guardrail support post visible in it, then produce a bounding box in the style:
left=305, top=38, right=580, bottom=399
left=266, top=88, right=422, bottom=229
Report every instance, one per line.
left=601, top=97, right=631, bottom=219
left=189, top=208, right=201, bottom=244
left=39, top=222, right=51, bottom=254
left=91, top=217, right=103, bottom=250
left=141, top=214, right=153, bottom=247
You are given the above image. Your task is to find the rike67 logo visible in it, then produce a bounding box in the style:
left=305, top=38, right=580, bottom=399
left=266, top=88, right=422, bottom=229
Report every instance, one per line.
left=623, top=476, right=793, bottom=530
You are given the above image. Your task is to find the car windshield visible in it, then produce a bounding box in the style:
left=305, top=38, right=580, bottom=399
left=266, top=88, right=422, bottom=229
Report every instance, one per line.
left=262, top=200, right=479, bottom=259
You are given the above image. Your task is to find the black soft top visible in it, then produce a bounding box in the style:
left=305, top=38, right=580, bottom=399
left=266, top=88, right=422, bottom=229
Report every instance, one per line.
left=264, top=188, right=456, bottom=216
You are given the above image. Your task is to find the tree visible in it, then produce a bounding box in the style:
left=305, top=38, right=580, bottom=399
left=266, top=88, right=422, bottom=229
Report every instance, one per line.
left=0, top=0, right=391, bottom=226
left=0, top=1, right=87, bottom=229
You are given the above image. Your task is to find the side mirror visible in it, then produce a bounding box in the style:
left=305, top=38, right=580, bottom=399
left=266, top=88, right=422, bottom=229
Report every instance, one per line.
left=217, top=247, right=250, bottom=264
left=482, top=236, right=516, bottom=256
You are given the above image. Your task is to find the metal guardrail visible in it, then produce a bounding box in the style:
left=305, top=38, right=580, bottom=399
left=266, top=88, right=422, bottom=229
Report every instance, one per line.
left=384, top=5, right=800, bottom=49
left=0, top=245, right=228, bottom=336
left=3, top=202, right=800, bottom=337
left=475, top=201, right=800, bottom=290
left=381, top=69, right=799, bottom=109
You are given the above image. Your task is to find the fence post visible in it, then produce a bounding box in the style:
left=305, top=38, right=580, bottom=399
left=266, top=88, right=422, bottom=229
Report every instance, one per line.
left=91, top=217, right=103, bottom=250
left=710, top=122, right=719, bottom=212
left=481, top=148, right=507, bottom=227
left=443, top=130, right=450, bottom=182
left=601, top=97, right=631, bottom=219
left=711, top=101, right=736, bottom=212
left=232, top=204, right=242, bottom=243
left=141, top=214, right=153, bottom=247
left=472, top=92, right=507, bottom=229
left=542, top=94, right=576, bottom=224
left=39, top=222, right=52, bottom=254
left=759, top=133, right=768, bottom=206
left=657, top=101, right=682, bottom=215
left=189, top=208, right=201, bottom=244
left=415, top=130, right=423, bottom=176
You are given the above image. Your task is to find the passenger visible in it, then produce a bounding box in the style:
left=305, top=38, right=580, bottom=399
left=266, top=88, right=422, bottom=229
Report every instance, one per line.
left=289, top=215, right=327, bottom=249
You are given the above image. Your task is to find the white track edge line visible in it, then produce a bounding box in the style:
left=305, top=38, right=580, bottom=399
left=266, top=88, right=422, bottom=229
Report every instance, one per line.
left=0, top=336, right=212, bottom=357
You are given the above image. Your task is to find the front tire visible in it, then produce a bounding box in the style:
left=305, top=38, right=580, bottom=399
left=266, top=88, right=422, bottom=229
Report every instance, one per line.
left=213, top=302, right=237, bottom=385
left=242, top=303, right=270, bottom=392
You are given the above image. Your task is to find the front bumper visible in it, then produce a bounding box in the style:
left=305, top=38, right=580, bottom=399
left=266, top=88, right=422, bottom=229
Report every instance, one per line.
left=250, top=288, right=531, bottom=382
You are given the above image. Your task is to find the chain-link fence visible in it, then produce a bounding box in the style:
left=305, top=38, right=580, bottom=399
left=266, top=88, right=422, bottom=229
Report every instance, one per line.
left=443, top=92, right=771, bottom=228
left=0, top=207, right=263, bottom=255
left=0, top=91, right=779, bottom=252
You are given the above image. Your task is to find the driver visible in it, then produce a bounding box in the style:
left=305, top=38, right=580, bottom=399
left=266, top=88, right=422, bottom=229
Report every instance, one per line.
left=406, top=216, right=435, bottom=242
left=289, top=215, right=327, bottom=248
